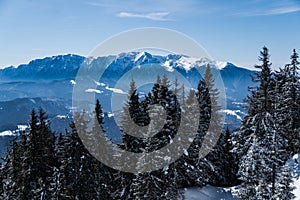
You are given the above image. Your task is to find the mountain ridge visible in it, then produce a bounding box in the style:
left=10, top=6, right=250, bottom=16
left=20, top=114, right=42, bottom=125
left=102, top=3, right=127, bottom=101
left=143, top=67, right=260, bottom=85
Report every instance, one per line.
left=0, top=52, right=257, bottom=133
left=0, top=52, right=258, bottom=158
left=0, top=52, right=254, bottom=80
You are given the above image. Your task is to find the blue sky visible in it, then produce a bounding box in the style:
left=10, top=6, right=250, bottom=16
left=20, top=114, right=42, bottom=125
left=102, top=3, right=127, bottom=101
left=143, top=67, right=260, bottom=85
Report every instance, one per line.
left=0, top=0, right=299, bottom=69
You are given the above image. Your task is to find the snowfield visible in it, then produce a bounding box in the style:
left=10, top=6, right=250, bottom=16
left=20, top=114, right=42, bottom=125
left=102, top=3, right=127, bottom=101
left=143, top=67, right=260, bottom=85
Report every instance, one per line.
left=294, top=178, right=300, bottom=199
left=184, top=180, right=300, bottom=200
left=184, top=186, right=237, bottom=200
left=0, top=130, right=15, bottom=136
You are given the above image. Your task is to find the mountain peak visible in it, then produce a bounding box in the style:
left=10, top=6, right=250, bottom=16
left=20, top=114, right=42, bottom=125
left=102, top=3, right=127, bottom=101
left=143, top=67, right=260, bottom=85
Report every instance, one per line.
left=214, top=61, right=228, bottom=70
left=134, top=51, right=152, bottom=62
left=176, top=56, right=200, bottom=71
left=162, top=55, right=230, bottom=72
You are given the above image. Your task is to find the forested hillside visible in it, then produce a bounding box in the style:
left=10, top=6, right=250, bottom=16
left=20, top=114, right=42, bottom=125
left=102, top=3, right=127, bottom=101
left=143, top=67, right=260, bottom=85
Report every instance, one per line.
left=0, top=47, right=299, bottom=199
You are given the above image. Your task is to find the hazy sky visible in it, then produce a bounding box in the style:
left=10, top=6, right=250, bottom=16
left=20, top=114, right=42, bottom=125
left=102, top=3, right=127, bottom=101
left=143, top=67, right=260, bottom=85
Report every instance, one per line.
left=0, top=0, right=299, bottom=69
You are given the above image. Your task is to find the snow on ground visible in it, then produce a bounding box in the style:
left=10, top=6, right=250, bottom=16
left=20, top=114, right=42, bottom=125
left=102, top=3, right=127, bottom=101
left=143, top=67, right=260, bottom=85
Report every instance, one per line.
left=0, top=130, right=15, bottom=136
left=85, top=88, right=103, bottom=94
left=56, top=115, right=68, bottom=119
left=0, top=125, right=29, bottom=136
left=184, top=186, right=237, bottom=200
left=29, top=98, right=36, bottom=104
left=221, top=109, right=244, bottom=121
left=70, top=80, right=76, bottom=85
left=177, top=56, right=199, bottom=71
left=162, top=60, right=174, bottom=72
left=232, top=102, right=246, bottom=105
left=214, top=61, right=228, bottom=70
left=183, top=178, right=300, bottom=199
left=94, top=81, right=106, bottom=86
left=294, top=178, right=300, bottom=199
left=108, top=112, right=114, bottom=117
left=289, top=153, right=300, bottom=178
left=134, top=51, right=147, bottom=62
left=17, top=125, right=28, bottom=131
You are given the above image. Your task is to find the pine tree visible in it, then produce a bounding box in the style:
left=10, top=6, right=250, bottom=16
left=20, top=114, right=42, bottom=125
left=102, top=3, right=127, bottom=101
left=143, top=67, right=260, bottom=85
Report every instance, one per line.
left=91, top=100, right=117, bottom=199
left=173, top=79, right=214, bottom=187
left=161, top=74, right=171, bottom=88
left=54, top=132, right=73, bottom=199
left=26, top=109, right=56, bottom=199
left=235, top=47, right=274, bottom=161
left=211, top=127, right=239, bottom=186
left=119, top=75, right=183, bottom=199
left=95, top=99, right=104, bottom=125
left=131, top=171, right=166, bottom=200
left=120, top=79, right=145, bottom=152
left=235, top=47, right=291, bottom=199
left=175, top=88, right=201, bottom=187
left=274, top=164, right=296, bottom=200
left=203, top=64, right=223, bottom=146
left=172, top=76, right=180, bottom=98
left=180, top=84, right=186, bottom=107
left=223, top=127, right=238, bottom=184
left=236, top=137, right=261, bottom=200
left=0, top=136, right=27, bottom=199
left=278, top=49, right=300, bottom=154
left=200, top=65, right=225, bottom=185
left=236, top=123, right=286, bottom=199
left=0, top=109, right=57, bottom=199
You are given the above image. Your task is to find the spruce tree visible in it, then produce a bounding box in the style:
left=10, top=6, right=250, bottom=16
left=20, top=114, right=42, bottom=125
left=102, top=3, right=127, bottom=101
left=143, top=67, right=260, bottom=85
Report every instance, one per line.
left=235, top=47, right=291, bottom=199
left=235, top=46, right=274, bottom=162
left=0, top=109, right=57, bottom=199
left=120, top=79, right=144, bottom=152
left=280, top=49, right=300, bottom=154
left=211, top=127, right=239, bottom=186
left=175, top=88, right=202, bottom=187
left=274, top=164, right=296, bottom=200
left=203, top=64, right=223, bottom=147
left=161, top=74, right=171, bottom=88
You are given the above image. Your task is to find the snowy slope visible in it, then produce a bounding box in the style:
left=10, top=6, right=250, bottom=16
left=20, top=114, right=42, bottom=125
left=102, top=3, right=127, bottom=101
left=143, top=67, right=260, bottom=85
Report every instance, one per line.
left=294, top=178, right=300, bottom=199
left=0, top=52, right=255, bottom=132
left=184, top=179, right=300, bottom=200
left=184, top=186, right=237, bottom=200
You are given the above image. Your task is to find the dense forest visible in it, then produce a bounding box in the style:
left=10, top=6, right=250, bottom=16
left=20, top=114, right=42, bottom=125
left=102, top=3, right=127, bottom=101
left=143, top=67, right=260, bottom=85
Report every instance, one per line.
left=0, top=47, right=299, bottom=199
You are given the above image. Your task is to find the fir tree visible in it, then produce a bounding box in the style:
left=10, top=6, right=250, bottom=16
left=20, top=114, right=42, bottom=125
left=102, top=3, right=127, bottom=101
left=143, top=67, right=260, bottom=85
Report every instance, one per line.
left=211, top=127, right=239, bottom=186
left=203, top=64, right=223, bottom=146
left=235, top=46, right=274, bottom=161
left=235, top=47, right=291, bottom=199
left=274, top=164, right=296, bottom=200
left=278, top=49, right=300, bottom=154
left=120, top=79, right=145, bottom=152
left=162, top=74, right=171, bottom=88
left=0, top=109, right=57, bottom=199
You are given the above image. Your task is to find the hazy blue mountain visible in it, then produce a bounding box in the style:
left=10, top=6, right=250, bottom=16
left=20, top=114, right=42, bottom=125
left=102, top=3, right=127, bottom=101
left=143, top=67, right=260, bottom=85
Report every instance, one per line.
left=0, top=54, right=84, bottom=80
left=0, top=97, right=72, bottom=132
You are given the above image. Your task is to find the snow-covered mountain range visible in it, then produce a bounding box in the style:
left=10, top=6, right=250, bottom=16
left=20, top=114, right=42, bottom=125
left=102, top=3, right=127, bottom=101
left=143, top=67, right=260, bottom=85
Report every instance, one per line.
left=0, top=52, right=256, bottom=157
left=0, top=52, right=256, bottom=130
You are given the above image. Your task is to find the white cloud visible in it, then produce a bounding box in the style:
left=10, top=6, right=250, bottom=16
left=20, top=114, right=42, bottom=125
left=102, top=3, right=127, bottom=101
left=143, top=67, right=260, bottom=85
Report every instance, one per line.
left=249, top=6, right=300, bottom=16
left=117, top=12, right=170, bottom=21
left=238, top=0, right=300, bottom=17
left=85, top=2, right=113, bottom=8
left=264, top=6, right=300, bottom=15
